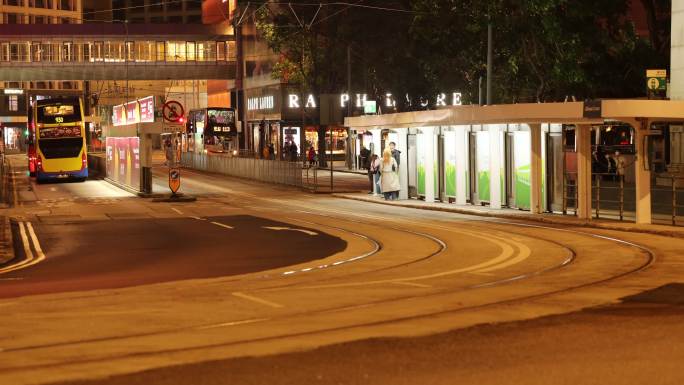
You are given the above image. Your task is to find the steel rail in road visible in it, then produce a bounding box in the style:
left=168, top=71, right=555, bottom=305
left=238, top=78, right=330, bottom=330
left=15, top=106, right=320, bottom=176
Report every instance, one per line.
left=0, top=163, right=659, bottom=382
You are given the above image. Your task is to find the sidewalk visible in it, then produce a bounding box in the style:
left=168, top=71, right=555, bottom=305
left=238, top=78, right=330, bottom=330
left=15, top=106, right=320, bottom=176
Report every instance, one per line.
left=0, top=216, right=14, bottom=264
left=334, top=192, right=684, bottom=238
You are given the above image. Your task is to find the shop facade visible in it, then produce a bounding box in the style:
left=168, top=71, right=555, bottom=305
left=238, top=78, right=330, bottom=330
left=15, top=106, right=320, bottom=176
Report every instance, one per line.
left=244, top=86, right=355, bottom=162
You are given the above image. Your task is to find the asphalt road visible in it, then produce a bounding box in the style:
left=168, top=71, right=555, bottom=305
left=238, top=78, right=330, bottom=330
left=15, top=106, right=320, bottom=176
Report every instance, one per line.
left=2, top=154, right=684, bottom=385
left=1, top=215, right=346, bottom=298
left=52, top=286, right=684, bottom=385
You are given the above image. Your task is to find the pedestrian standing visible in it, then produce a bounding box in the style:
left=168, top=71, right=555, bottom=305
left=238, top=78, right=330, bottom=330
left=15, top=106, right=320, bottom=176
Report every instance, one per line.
left=368, top=154, right=381, bottom=195
left=380, top=148, right=400, bottom=200
left=290, top=142, right=298, bottom=162
left=307, top=146, right=317, bottom=168
left=389, top=141, right=401, bottom=166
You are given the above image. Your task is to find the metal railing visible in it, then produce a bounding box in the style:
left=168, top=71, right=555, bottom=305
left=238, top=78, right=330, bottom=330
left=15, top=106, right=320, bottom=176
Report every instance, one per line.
left=563, top=172, right=578, bottom=215
left=181, top=152, right=303, bottom=188
left=592, top=173, right=631, bottom=221
left=652, top=175, right=684, bottom=226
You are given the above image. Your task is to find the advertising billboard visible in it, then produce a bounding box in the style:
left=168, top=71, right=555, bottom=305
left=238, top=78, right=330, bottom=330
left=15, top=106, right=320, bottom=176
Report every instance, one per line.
left=106, top=136, right=140, bottom=190
left=513, top=131, right=531, bottom=209
left=112, top=97, right=155, bottom=126
left=139, top=96, right=154, bottom=123
left=416, top=131, right=437, bottom=196
left=444, top=131, right=457, bottom=197
left=476, top=131, right=490, bottom=201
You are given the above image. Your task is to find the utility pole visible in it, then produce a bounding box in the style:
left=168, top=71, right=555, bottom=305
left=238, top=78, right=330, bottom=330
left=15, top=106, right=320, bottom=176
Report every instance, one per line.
left=486, top=22, right=493, bottom=105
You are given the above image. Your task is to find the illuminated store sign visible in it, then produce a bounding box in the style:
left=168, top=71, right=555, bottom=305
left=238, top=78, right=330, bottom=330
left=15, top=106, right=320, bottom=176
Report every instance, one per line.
left=247, top=95, right=274, bottom=111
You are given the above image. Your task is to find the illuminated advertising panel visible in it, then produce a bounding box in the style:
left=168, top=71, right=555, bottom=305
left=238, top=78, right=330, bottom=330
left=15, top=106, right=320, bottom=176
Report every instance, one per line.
left=476, top=131, right=490, bottom=201
left=112, top=104, right=125, bottom=126
left=112, top=97, right=155, bottom=126
left=139, top=96, right=154, bottom=123
left=513, top=131, right=531, bottom=209
left=106, top=136, right=140, bottom=190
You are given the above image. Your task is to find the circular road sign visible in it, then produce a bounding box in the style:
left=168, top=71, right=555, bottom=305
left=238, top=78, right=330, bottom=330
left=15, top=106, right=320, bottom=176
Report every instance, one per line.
left=163, top=101, right=185, bottom=123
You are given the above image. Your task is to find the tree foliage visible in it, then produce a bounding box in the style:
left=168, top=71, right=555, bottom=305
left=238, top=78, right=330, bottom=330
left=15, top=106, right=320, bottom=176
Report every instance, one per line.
left=252, top=0, right=668, bottom=109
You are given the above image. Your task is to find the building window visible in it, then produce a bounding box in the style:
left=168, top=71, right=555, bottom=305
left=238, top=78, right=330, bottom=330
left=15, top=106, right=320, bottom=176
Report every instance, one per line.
left=31, top=0, right=49, bottom=8
left=217, top=42, right=226, bottom=61
left=168, top=16, right=182, bottom=23
left=59, top=0, right=75, bottom=11
left=156, top=41, right=165, bottom=61
left=150, top=16, right=163, bottom=23
left=4, top=0, right=21, bottom=6
left=8, top=95, right=18, bottom=112
left=6, top=13, right=20, bottom=24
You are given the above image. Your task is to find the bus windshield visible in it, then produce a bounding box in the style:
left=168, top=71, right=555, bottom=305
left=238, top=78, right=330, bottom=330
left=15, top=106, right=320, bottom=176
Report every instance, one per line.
left=37, top=102, right=82, bottom=124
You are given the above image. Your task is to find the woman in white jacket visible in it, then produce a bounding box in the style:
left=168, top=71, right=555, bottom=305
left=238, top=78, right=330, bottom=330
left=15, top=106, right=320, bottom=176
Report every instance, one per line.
left=380, top=148, right=400, bottom=200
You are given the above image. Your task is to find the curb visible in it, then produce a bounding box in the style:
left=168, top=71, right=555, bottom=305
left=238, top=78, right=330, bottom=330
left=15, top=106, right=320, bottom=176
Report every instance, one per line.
left=333, top=194, right=684, bottom=239
left=0, top=216, right=15, bottom=265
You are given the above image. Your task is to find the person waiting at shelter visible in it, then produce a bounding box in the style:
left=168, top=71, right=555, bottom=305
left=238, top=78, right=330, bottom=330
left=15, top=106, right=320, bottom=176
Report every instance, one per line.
left=380, top=148, right=400, bottom=200
left=368, top=154, right=381, bottom=195
left=389, top=141, right=401, bottom=166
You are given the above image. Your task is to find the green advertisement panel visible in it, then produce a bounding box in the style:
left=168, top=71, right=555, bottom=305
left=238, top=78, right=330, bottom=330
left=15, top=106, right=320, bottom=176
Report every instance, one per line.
left=417, top=131, right=438, bottom=196
left=444, top=131, right=456, bottom=197
left=476, top=131, right=490, bottom=202
left=514, top=131, right=531, bottom=209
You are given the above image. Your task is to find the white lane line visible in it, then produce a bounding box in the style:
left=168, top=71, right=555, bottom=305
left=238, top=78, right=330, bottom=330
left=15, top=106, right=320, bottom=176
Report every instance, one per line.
left=263, top=226, right=317, bottom=236
left=211, top=221, right=234, bottom=229
left=190, top=216, right=206, bottom=220
left=195, top=318, right=269, bottom=330
left=391, top=281, right=432, bottom=288
left=232, top=292, right=284, bottom=308
left=474, top=241, right=532, bottom=273
left=0, top=277, right=23, bottom=281
left=0, top=222, right=34, bottom=274
left=171, top=208, right=184, bottom=215
left=25, top=222, right=46, bottom=263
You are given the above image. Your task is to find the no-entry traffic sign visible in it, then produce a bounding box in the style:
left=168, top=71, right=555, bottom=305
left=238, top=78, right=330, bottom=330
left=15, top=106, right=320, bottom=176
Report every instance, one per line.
left=163, top=101, right=185, bottom=123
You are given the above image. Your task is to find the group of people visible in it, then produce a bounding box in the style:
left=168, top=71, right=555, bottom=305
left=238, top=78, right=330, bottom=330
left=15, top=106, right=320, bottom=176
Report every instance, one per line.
left=362, top=142, right=401, bottom=200
left=592, top=147, right=626, bottom=180
left=282, top=142, right=299, bottom=161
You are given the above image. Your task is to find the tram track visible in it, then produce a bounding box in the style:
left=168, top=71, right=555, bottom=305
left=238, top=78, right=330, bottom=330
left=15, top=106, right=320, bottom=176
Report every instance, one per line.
left=0, top=166, right=659, bottom=381
left=0, top=224, right=654, bottom=374
left=0, top=194, right=655, bottom=366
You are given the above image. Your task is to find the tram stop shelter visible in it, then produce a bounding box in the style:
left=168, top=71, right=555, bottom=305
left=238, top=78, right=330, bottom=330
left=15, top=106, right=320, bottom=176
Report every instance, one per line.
left=345, top=100, right=684, bottom=225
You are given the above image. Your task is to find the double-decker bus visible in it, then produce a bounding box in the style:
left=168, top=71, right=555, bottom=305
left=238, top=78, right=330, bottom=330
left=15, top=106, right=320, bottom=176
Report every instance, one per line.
left=30, top=97, right=88, bottom=182
left=186, top=107, right=237, bottom=154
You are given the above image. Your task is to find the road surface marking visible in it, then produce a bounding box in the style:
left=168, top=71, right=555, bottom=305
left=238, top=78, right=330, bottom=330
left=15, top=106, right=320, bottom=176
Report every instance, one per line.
left=0, top=222, right=34, bottom=274
left=263, top=226, right=317, bottom=236
left=232, top=292, right=284, bottom=308
left=190, top=216, right=205, bottom=220
left=0, top=277, right=23, bottom=281
left=391, top=281, right=432, bottom=288
left=171, top=208, right=184, bottom=215
left=211, top=221, right=234, bottom=229
left=474, top=241, right=532, bottom=273
left=196, top=318, right=269, bottom=330
left=26, top=222, right=46, bottom=264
